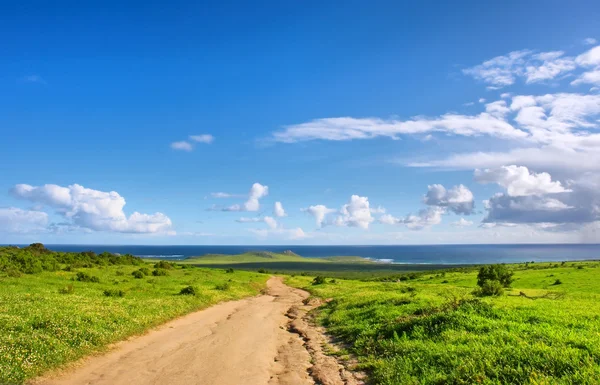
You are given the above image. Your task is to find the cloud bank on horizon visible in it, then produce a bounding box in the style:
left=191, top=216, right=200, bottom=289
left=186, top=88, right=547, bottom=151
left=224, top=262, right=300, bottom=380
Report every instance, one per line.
left=2, top=38, right=600, bottom=244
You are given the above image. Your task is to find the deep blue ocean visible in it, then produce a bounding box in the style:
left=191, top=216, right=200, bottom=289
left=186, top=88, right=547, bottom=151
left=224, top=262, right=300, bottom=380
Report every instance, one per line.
left=14, top=244, right=600, bottom=265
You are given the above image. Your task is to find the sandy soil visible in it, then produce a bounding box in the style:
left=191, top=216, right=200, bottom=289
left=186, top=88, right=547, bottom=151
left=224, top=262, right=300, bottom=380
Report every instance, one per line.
left=32, top=277, right=364, bottom=385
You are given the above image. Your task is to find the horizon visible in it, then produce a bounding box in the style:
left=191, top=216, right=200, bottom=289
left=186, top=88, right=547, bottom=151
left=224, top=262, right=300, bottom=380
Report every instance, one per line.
left=2, top=1, right=600, bottom=245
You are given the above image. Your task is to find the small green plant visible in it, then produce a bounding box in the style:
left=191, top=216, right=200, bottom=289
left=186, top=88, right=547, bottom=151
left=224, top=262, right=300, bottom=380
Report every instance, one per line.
left=179, top=286, right=197, bottom=295
left=103, top=289, right=125, bottom=297
left=329, top=279, right=337, bottom=284
left=58, top=284, right=74, bottom=294
left=154, top=261, right=173, bottom=270
left=152, top=269, right=169, bottom=276
left=477, top=264, right=513, bottom=288
left=139, top=267, right=151, bottom=275
left=312, top=276, right=326, bottom=285
left=215, top=282, right=230, bottom=291
left=132, top=270, right=144, bottom=279
left=553, top=279, right=563, bottom=285
left=476, top=280, right=504, bottom=296
left=75, top=271, right=100, bottom=283
left=257, top=268, right=268, bottom=274
left=115, top=270, right=125, bottom=276
left=225, top=268, right=234, bottom=273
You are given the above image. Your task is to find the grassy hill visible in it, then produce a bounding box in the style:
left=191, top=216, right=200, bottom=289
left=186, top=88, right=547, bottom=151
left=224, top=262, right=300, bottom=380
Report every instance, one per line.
left=287, top=260, right=600, bottom=384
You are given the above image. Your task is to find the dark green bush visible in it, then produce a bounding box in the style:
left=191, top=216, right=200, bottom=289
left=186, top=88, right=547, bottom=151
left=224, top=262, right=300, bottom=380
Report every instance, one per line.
left=312, top=276, right=326, bottom=285
left=179, top=286, right=196, bottom=295
left=103, top=289, right=125, bottom=297
left=75, top=271, right=100, bottom=283
left=139, top=267, right=150, bottom=275
left=154, top=261, right=173, bottom=270
left=152, top=269, right=169, bottom=276
left=132, top=270, right=144, bottom=279
left=215, top=282, right=230, bottom=291
left=476, top=280, right=504, bottom=296
left=553, top=279, right=563, bottom=285
left=477, top=264, right=513, bottom=288
left=225, top=268, right=234, bottom=273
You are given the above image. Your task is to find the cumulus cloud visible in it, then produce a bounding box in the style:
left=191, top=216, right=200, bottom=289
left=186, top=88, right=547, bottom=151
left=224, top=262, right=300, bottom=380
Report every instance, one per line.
left=452, top=218, right=473, bottom=227
left=423, top=184, right=475, bottom=215
left=237, top=216, right=278, bottom=229
left=171, top=134, right=214, bottom=151
left=223, top=183, right=269, bottom=212
left=0, top=207, right=49, bottom=233
left=302, top=205, right=336, bottom=227
left=10, top=183, right=173, bottom=234
left=334, top=195, right=374, bottom=229
left=474, top=165, right=570, bottom=196
left=404, top=207, right=445, bottom=230
left=274, top=201, right=286, bottom=217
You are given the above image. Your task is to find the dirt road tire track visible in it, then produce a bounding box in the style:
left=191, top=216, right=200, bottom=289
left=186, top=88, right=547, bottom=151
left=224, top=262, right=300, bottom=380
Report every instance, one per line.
left=31, top=277, right=363, bottom=385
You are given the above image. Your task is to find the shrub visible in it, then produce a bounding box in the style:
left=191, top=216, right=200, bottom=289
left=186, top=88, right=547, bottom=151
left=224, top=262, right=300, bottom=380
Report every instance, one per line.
left=58, top=284, right=74, bottom=294
left=477, top=265, right=513, bottom=288
left=132, top=270, right=145, bottom=279
left=152, top=269, right=169, bottom=276
left=5, top=268, right=22, bottom=278
left=553, top=279, right=563, bottom=285
left=225, top=268, right=234, bottom=273
left=139, top=267, right=150, bottom=275
left=215, top=282, right=230, bottom=291
left=179, top=286, right=196, bottom=295
left=154, top=261, right=173, bottom=270
left=115, top=270, right=125, bottom=276
left=257, top=268, right=268, bottom=274
left=103, top=289, right=125, bottom=297
left=329, top=279, right=337, bottom=284
left=442, top=280, right=449, bottom=284
left=312, top=276, right=326, bottom=285
left=476, top=280, right=504, bottom=296
left=75, top=271, right=100, bottom=283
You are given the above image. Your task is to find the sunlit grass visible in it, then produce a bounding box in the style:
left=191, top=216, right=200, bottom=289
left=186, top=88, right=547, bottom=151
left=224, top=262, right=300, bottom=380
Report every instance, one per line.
left=0, top=264, right=267, bottom=384
left=287, top=261, right=600, bottom=384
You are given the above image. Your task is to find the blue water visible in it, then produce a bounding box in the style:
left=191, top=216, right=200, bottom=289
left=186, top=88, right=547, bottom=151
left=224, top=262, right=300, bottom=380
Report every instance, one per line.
left=14, top=244, right=600, bottom=265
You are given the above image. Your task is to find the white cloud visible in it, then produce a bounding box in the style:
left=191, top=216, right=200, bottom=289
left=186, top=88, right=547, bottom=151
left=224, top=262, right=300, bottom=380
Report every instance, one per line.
left=370, top=205, right=386, bottom=214
left=0, top=207, right=49, bottom=233
left=274, top=201, right=286, bottom=217
left=223, top=183, right=269, bottom=212
left=478, top=98, right=486, bottom=103
left=263, top=216, right=278, bottom=229
left=10, top=183, right=173, bottom=234
left=423, top=184, right=475, bottom=215
left=571, top=70, right=600, bottom=87
left=583, top=38, right=597, bottom=46
left=190, top=134, right=215, bottom=144
left=474, top=165, right=570, bottom=196
left=335, top=195, right=374, bottom=229
left=404, top=207, right=445, bottom=230
left=211, top=192, right=241, bottom=198
left=302, top=205, right=336, bottom=227
left=378, top=213, right=401, bottom=225
left=170, top=141, right=193, bottom=151
left=575, top=45, right=600, bottom=67
left=452, top=218, right=473, bottom=227
left=272, top=114, right=527, bottom=143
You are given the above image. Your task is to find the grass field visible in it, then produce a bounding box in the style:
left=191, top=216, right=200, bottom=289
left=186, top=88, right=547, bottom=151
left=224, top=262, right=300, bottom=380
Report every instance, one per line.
left=287, top=261, right=600, bottom=384
left=0, top=262, right=267, bottom=384
left=182, top=251, right=471, bottom=278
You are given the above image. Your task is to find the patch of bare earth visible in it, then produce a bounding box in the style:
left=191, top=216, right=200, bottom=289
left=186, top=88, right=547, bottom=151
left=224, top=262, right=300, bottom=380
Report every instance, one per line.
left=30, top=277, right=364, bottom=385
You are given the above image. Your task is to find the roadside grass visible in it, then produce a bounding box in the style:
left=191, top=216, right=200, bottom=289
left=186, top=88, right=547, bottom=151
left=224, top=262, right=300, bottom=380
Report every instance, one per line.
left=287, top=261, right=600, bottom=384
left=0, top=264, right=267, bottom=384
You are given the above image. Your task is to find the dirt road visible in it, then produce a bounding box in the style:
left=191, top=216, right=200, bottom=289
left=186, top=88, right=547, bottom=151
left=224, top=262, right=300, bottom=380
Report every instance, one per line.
left=33, top=277, right=362, bottom=385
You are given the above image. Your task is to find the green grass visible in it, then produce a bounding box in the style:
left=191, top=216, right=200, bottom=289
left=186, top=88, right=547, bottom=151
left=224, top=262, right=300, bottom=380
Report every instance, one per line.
left=287, top=261, right=600, bottom=384
left=0, top=263, right=267, bottom=384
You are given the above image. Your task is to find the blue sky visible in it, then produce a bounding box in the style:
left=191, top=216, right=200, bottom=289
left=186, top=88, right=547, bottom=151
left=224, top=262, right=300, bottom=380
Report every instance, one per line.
left=2, top=1, right=600, bottom=245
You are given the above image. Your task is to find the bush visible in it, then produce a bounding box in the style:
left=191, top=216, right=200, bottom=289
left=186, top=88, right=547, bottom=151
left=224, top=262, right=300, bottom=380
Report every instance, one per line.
left=476, top=280, right=504, bottom=296
left=553, top=279, right=563, bottom=285
left=154, top=261, right=173, bottom=270
left=329, top=279, right=337, bottom=284
left=179, top=286, right=197, bottom=295
left=312, top=276, right=326, bottom=285
left=257, top=268, right=268, bottom=274
left=58, top=284, right=74, bottom=294
left=132, top=270, right=145, bottom=279
left=215, top=282, right=230, bottom=291
left=5, top=268, right=22, bottom=278
left=75, top=271, right=100, bottom=283
left=225, top=268, right=234, bottom=273
left=115, top=270, right=125, bottom=276
left=477, top=265, right=513, bottom=288
left=152, top=269, right=169, bottom=276
left=103, top=289, right=125, bottom=297
left=139, top=267, right=150, bottom=275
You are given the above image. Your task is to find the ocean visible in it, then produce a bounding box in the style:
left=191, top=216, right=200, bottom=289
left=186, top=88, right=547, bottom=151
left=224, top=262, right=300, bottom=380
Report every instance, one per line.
left=17, top=244, right=600, bottom=265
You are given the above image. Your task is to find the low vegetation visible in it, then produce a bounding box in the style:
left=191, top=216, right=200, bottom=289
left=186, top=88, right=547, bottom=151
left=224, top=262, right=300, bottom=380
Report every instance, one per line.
left=0, top=244, right=268, bottom=384
left=287, top=261, right=600, bottom=384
